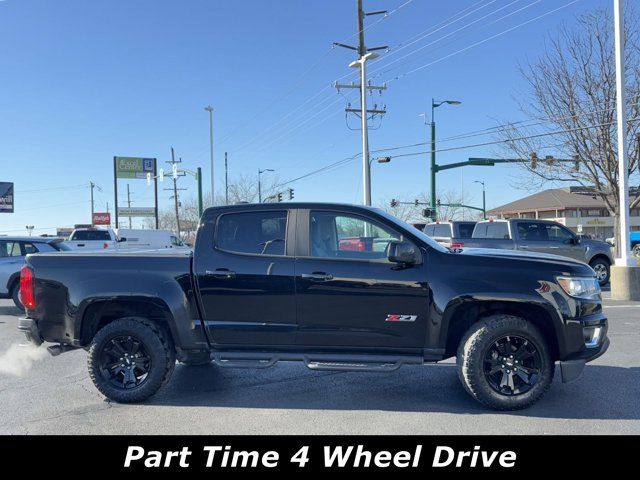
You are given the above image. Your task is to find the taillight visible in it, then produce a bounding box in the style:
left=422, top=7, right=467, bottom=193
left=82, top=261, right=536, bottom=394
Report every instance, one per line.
left=451, top=242, right=464, bottom=248
left=103, top=243, right=109, bottom=249
left=20, top=265, right=36, bottom=309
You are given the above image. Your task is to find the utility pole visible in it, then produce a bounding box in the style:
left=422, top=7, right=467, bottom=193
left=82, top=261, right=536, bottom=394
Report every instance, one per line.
left=89, top=181, right=95, bottom=225
left=165, top=147, right=187, bottom=238
left=204, top=105, right=214, bottom=206
left=126, top=184, right=134, bottom=228
left=334, top=0, right=387, bottom=206
left=225, top=151, right=229, bottom=205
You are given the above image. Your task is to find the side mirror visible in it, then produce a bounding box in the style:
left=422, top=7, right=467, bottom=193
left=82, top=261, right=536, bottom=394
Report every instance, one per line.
left=388, top=241, right=418, bottom=265
left=117, top=237, right=127, bottom=243
left=570, top=236, right=581, bottom=245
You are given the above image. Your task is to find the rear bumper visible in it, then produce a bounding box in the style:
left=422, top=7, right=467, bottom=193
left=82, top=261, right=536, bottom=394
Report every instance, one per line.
left=18, top=318, right=42, bottom=346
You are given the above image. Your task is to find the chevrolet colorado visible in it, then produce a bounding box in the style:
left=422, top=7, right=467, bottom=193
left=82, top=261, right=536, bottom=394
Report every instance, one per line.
left=18, top=203, right=609, bottom=410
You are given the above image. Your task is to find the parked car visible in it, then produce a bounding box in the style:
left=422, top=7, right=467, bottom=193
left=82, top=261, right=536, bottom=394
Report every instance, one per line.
left=0, top=236, right=68, bottom=308
left=19, top=203, right=608, bottom=410
left=115, top=229, right=190, bottom=251
left=63, top=227, right=121, bottom=250
left=460, top=219, right=613, bottom=285
left=423, top=221, right=477, bottom=248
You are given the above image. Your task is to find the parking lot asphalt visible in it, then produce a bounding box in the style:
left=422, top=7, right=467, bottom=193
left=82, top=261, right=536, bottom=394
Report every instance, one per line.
left=0, top=297, right=638, bottom=435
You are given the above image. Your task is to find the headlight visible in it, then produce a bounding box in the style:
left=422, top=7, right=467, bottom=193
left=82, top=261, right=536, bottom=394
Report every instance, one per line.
left=556, top=276, right=601, bottom=299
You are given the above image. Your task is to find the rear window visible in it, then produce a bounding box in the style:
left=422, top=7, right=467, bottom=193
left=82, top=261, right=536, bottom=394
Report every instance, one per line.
left=456, top=222, right=476, bottom=238
left=71, top=230, right=111, bottom=241
left=215, top=210, right=287, bottom=256
left=433, top=224, right=451, bottom=237
left=473, top=222, right=510, bottom=239
left=0, top=241, right=22, bottom=257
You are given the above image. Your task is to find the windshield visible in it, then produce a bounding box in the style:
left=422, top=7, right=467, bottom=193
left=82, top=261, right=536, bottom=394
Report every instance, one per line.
left=373, top=208, right=448, bottom=253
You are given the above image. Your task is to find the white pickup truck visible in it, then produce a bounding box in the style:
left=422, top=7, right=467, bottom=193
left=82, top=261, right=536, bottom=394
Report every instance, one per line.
left=63, top=228, right=190, bottom=252
left=63, top=228, right=121, bottom=250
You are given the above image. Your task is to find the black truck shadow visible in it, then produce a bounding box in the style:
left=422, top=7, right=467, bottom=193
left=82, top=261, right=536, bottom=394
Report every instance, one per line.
left=150, top=363, right=640, bottom=420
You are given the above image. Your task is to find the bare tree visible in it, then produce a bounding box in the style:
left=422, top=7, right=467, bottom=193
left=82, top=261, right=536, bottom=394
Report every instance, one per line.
left=499, top=8, right=640, bottom=255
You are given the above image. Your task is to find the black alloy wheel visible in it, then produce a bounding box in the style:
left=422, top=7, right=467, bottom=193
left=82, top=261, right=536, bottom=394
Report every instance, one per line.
left=483, top=335, right=542, bottom=396
left=98, top=335, right=151, bottom=390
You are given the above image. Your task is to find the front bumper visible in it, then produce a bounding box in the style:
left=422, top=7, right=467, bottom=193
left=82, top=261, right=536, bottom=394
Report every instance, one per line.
left=559, top=334, right=609, bottom=383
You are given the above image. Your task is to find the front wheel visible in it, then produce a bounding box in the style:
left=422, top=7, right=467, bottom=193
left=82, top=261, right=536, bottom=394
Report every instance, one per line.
left=87, top=317, right=175, bottom=403
left=633, top=243, right=640, bottom=258
left=589, top=258, right=610, bottom=286
left=457, top=315, right=554, bottom=410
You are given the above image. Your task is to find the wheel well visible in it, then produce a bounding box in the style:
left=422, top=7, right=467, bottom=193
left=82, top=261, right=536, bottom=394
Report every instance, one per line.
left=80, top=299, right=176, bottom=346
left=444, top=301, right=560, bottom=361
left=7, top=273, right=19, bottom=293
left=589, top=254, right=610, bottom=266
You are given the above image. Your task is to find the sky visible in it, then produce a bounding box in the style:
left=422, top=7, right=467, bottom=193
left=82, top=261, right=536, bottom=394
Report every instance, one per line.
left=0, top=0, right=609, bottom=235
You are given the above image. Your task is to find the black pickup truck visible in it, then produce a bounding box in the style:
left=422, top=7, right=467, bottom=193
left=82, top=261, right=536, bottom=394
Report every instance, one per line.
left=18, top=203, right=609, bottom=410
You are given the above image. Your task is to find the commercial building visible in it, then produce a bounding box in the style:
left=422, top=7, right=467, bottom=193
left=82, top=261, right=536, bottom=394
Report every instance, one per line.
left=487, top=187, right=640, bottom=240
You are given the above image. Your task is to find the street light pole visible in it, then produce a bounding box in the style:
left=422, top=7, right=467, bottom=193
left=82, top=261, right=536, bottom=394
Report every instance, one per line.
left=204, top=105, right=214, bottom=206
left=258, top=168, right=274, bottom=203
left=430, top=99, right=461, bottom=220
left=474, top=180, right=486, bottom=219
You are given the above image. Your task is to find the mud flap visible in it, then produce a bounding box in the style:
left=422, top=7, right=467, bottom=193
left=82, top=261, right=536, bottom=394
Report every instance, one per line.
left=559, top=359, right=586, bottom=383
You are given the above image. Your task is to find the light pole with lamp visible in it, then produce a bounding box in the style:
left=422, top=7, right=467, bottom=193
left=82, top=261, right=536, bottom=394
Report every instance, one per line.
left=204, top=105, right=214, bottom=205
left=429, top=99, right=461, bottom=219
left=258, top=168, right=274, bottom=203
left=474, top=180, right=486, bottom=219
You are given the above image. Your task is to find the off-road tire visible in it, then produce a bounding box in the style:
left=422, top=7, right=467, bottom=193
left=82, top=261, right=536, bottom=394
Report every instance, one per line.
left=88, top=317, right=175, bottom=403
left=179, top=351, right=212, bottom=366
left=11, top=282, right=23, bottom=310
left=456, top=314, right=554, bottom=410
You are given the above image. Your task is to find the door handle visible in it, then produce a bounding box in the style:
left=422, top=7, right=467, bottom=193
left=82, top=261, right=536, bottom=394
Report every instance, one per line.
left=301, top=272, right=333, bottom=281
left=549, top=246, right=560, bottom=249
left=518, top=245, right=529, bottom=250
left=205, top=268, right=236, bottom=279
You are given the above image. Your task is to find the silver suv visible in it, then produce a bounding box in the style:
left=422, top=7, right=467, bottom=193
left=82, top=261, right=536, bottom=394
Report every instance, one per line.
left=0, top=236, right=67, bottom=308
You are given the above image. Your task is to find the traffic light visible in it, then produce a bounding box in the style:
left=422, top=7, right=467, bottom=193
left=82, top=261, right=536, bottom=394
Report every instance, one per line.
left=422, top=208, right=436, bottom=218
left=277, top=192, right=283, bottom=202
left=437, top=199, right=441, bottom=207
left=390, top=199, right=399, bottom=208
left=531, top=152, right=538, bottom=169
left=288, top=188, right=294, bottom=200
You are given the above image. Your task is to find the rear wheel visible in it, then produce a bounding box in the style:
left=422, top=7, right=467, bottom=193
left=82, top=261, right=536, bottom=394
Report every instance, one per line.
left=87, top=317, right=175, bottom=403
left=11, top=282, right=23, bottom=310
left=457, top=314, right=554, bottom=410
left=589, top=258, right=610, bottom=286
left=633, top=243, right=640, bottom=258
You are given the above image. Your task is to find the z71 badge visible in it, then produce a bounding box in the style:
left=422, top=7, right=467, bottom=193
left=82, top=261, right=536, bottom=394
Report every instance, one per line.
left=385, top=314, right=418, bottom=322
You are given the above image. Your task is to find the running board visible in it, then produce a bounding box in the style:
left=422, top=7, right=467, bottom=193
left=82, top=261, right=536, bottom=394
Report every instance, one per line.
left=209, top=351, right=423, bottom=371
left=306, top=361, right=402, bottom=372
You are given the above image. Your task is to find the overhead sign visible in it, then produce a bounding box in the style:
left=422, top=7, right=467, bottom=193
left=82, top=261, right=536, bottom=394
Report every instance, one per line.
left=115, top=157, right=156, bottom=179
left=117, top=207, right=156, bottom=217
left=92, top=212, right=111, bottom=225
left=0, top=182, right=14, bottom=213
left=577, top=224, right=583, bottom=233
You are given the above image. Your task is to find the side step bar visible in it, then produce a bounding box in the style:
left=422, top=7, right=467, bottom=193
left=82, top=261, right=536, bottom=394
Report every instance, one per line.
left=210, top=351, right=423, bottom=372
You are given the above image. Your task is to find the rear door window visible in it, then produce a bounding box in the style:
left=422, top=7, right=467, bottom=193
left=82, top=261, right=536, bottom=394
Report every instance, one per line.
left=517, top=222, right=549, bottom=242
left=215, top=210, right=287, bottom=256
left=0, top=241, right=22, bottom=257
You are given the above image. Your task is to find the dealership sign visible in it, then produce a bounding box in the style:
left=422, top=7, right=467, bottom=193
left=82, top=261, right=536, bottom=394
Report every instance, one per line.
left=0, top=182, right=14, bottom=213
left=92, top=212, right=111, bottom=225
left=115, top=157, right=156, bottom=179
left=117, top=207, right=156, bottom=217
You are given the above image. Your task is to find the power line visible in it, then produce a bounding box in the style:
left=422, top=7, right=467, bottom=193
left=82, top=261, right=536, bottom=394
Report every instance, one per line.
left=385, top=0, right=580, bottom=83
